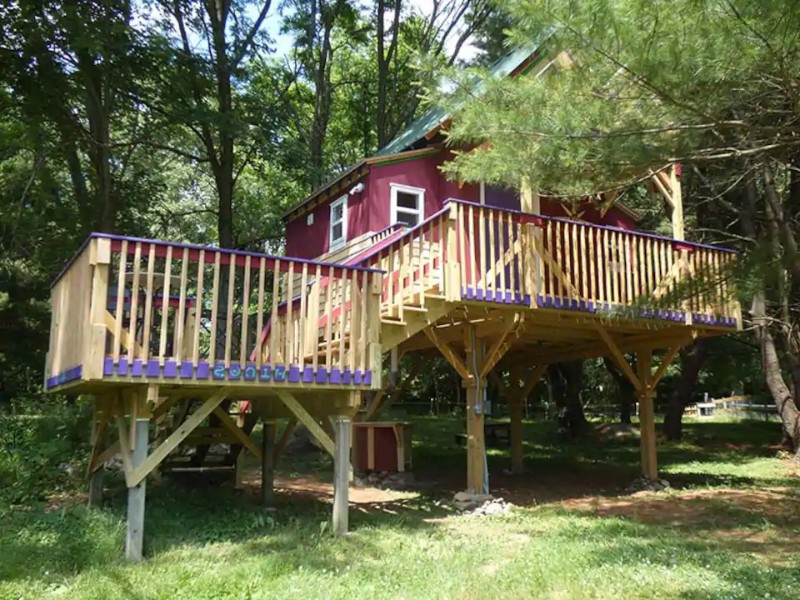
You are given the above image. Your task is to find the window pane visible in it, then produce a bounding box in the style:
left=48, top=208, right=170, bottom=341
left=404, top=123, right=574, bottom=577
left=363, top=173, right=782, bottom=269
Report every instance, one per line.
left=332, top=223, right=343, bottom=240
left=396, top=191, right=419, bottom=210
left=332, top=203, right=344, bottom=221
left=396, top=211, right=419, bottom=227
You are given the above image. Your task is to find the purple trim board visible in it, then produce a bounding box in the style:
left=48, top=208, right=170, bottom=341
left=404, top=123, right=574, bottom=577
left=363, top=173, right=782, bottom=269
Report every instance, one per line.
left=98, top=358, right=373, bottom=386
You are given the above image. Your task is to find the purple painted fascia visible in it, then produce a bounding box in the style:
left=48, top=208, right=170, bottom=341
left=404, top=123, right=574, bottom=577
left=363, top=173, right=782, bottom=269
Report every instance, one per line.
left=52, top=231, right=384, bottom=288
left=444, top=198, right=739, bottom=255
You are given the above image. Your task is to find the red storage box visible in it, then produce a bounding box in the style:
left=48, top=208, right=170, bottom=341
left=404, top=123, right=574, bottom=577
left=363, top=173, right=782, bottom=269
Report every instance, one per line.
left=352, top=422, right=413, bottom=473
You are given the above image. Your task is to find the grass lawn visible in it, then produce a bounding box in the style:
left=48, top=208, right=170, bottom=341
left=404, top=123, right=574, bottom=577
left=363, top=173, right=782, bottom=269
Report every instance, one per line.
left=1, top=417, right=798, bottom=599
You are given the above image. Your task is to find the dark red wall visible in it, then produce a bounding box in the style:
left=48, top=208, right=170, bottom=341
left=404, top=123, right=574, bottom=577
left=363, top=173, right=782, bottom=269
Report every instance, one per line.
left=284, top=150, right=637, bottom=260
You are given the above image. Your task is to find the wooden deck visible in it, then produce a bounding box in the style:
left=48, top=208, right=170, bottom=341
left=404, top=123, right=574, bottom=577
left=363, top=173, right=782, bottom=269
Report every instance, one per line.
left=45, top=234, right=384, bottom=394
left=44, top=198, right=740, bottom=559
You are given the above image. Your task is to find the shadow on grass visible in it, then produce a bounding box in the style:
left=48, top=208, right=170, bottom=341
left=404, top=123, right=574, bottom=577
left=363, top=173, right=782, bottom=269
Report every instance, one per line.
left=0, top=416, right=794, bottom=591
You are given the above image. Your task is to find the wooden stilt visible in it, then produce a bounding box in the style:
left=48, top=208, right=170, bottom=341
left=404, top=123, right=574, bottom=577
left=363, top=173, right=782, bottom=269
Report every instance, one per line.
left=332, top=416, right=351, bottom=535
left=464, top=326, right=487, bottom=494
left=636, top=349, right=658, bottom=479
left=262, top=420, right=276, bottom=507
left=125, top=391, right=151, bottom=562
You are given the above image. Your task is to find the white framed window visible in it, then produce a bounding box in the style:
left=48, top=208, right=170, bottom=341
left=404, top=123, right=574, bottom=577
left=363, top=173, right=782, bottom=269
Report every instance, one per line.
left=329, top=196, right=347, bottom=250
left=390, top=183, right=425, bottom=227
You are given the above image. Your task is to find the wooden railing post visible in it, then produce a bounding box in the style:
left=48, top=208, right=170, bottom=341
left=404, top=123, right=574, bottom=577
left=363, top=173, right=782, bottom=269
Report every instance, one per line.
left=446, top=204, right=460, bottom=301
left=84, top=238, right=111, bottom=379
left=367, top=272, right=383, bottom=388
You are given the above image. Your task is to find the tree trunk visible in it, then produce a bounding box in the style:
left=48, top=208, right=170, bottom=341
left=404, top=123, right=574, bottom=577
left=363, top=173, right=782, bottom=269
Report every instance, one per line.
left=603, top=357, right=633, bottom=424
left=549, top=361, right=586, bottom=439
left=663, top=340, right=708, bottom=441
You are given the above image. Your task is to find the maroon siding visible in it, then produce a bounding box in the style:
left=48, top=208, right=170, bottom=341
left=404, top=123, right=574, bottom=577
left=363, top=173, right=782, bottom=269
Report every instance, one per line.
left=285, top=174, right=369, bottom=259
left=284, top=149, right=638, bottom=260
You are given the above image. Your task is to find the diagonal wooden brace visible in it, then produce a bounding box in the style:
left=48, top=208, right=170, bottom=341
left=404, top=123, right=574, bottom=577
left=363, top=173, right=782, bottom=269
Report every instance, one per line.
left=276, top=391, right=335, bottom=456
left=128, top=388, right=230, bottom=488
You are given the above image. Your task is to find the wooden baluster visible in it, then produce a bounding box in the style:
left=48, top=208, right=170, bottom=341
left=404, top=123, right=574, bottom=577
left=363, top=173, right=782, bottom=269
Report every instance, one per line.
left=298, top=262, right=308, bottom=366
left=209, top=252, right=221, bottom=364
left=193, top=251, right=205, bottom=364
left=579, top=224, right=588, bottom=303
left=468, top=204, right=477, bottom=292
left=478, top=206, right=487, bottom=295
left=285, top=261, right=294, bottom=365
left=499, top=211, right=508, bottom=297
left=488, top=210, right=497, bottom=298
left=224, top=254, right=236, bottom=368
left=569, top=221, right=578, bottom=300
left=631, top=235, right=641, bottom=304
left=312, top=264, right=322, bottom=373
left=588, top=226, right=596, bottom=304
left=598, top=228, right=607, bottom=307
left=255, top=257, right=265, bottom=368
left=141, top=244, right=156, bottom=360
left=158, top=246, right=173, bottom=363
left=240, top=255, right=252, bottom=365
left=128, top=242, right=144, bottom=358
left=360, top=269, right=368, bottom=374
left=269, top=260, right=280, bottom=363
left=610, top=231, right=619, bottom=305
left=397, top=243, right=406, bottom=321
left=174, top=248, right=189, bottom=363
left=349, top=269, right=359, bottom=374
left=113, top=240, right=128, bottom=361
left=508, top=214, right=516, bottom=300
left=417, top=222, right=425, bottom=307
left=458, top=204, right=467, bottom=295
left=555, top=221, right=564, bottom=300
left=622, top=234, right=632, bottom=305
left=338, top=274, right=347, bottom=371
left=324, top=266, right=334, bottom=371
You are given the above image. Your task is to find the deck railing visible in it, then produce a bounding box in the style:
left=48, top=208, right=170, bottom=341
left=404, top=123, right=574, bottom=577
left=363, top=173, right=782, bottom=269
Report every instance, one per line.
left=356, top=200, right=740, bottom=328
left=358, top=207, right=450, bottom=321
left=46, top=234, right=383, bottom=389
left=449, top=199, right=739, bottom=326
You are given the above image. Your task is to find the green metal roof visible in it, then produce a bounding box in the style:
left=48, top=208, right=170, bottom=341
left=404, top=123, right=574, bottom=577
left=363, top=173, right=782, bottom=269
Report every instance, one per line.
left=377, top=43, right=543, bottom=156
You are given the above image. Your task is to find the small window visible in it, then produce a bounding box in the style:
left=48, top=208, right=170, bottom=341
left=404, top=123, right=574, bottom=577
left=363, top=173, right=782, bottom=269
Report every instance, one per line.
left=329, top=196, right=347, bottom=250
left=391, top=184, right=425, bottom=228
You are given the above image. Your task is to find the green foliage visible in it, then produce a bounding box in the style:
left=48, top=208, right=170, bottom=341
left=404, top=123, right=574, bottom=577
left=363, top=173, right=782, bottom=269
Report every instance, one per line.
left=0, top=397, right=90, bottom=505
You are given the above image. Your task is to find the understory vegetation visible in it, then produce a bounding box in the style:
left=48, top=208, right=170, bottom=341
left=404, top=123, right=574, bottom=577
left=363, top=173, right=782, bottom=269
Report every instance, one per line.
left=2, top=417, right=797, bottom=600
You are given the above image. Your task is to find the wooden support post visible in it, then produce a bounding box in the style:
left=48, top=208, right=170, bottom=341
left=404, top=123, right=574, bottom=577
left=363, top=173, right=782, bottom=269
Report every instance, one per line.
left=636, top=349, right=658, bottom=479
left=464, top=326, right=487, bottom=495
left=262, top=420, right=276, bottom=507
left=125, top=390, right=151, bottom=562
left=332, top=416, right=351, bottom=535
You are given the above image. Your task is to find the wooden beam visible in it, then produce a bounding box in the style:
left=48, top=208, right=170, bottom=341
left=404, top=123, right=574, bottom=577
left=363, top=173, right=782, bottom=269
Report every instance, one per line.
left=479, top=314, right=523, bottom=379
left=276, top=391, right=335, bottom=456
left=332, top=416, right=351, bottom=535
left=651, top=345, right=682, bottom=388
left=212, top=406, right=263, bottom=461
left=128, top=389, right=229, bottom=487
left=424, top=327, right=471, bottom=380
left=594, top=325, right=642, bottom=392
left=637, top=349, right=658, bottom=479
left=464, top=326, right=487, bottom=494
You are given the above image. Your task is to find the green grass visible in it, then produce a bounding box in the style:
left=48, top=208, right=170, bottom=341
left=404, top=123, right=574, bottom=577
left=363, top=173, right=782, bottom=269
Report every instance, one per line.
left=1, top=417, right=798, bottom=599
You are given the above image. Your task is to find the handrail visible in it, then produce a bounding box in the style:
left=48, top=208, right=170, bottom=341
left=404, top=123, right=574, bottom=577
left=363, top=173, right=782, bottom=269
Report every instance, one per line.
left=52, top=232, right=383, bottom=288
left=356, top=206, right=451, bottom=268
left=445, top=198, right=738, bottom=254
